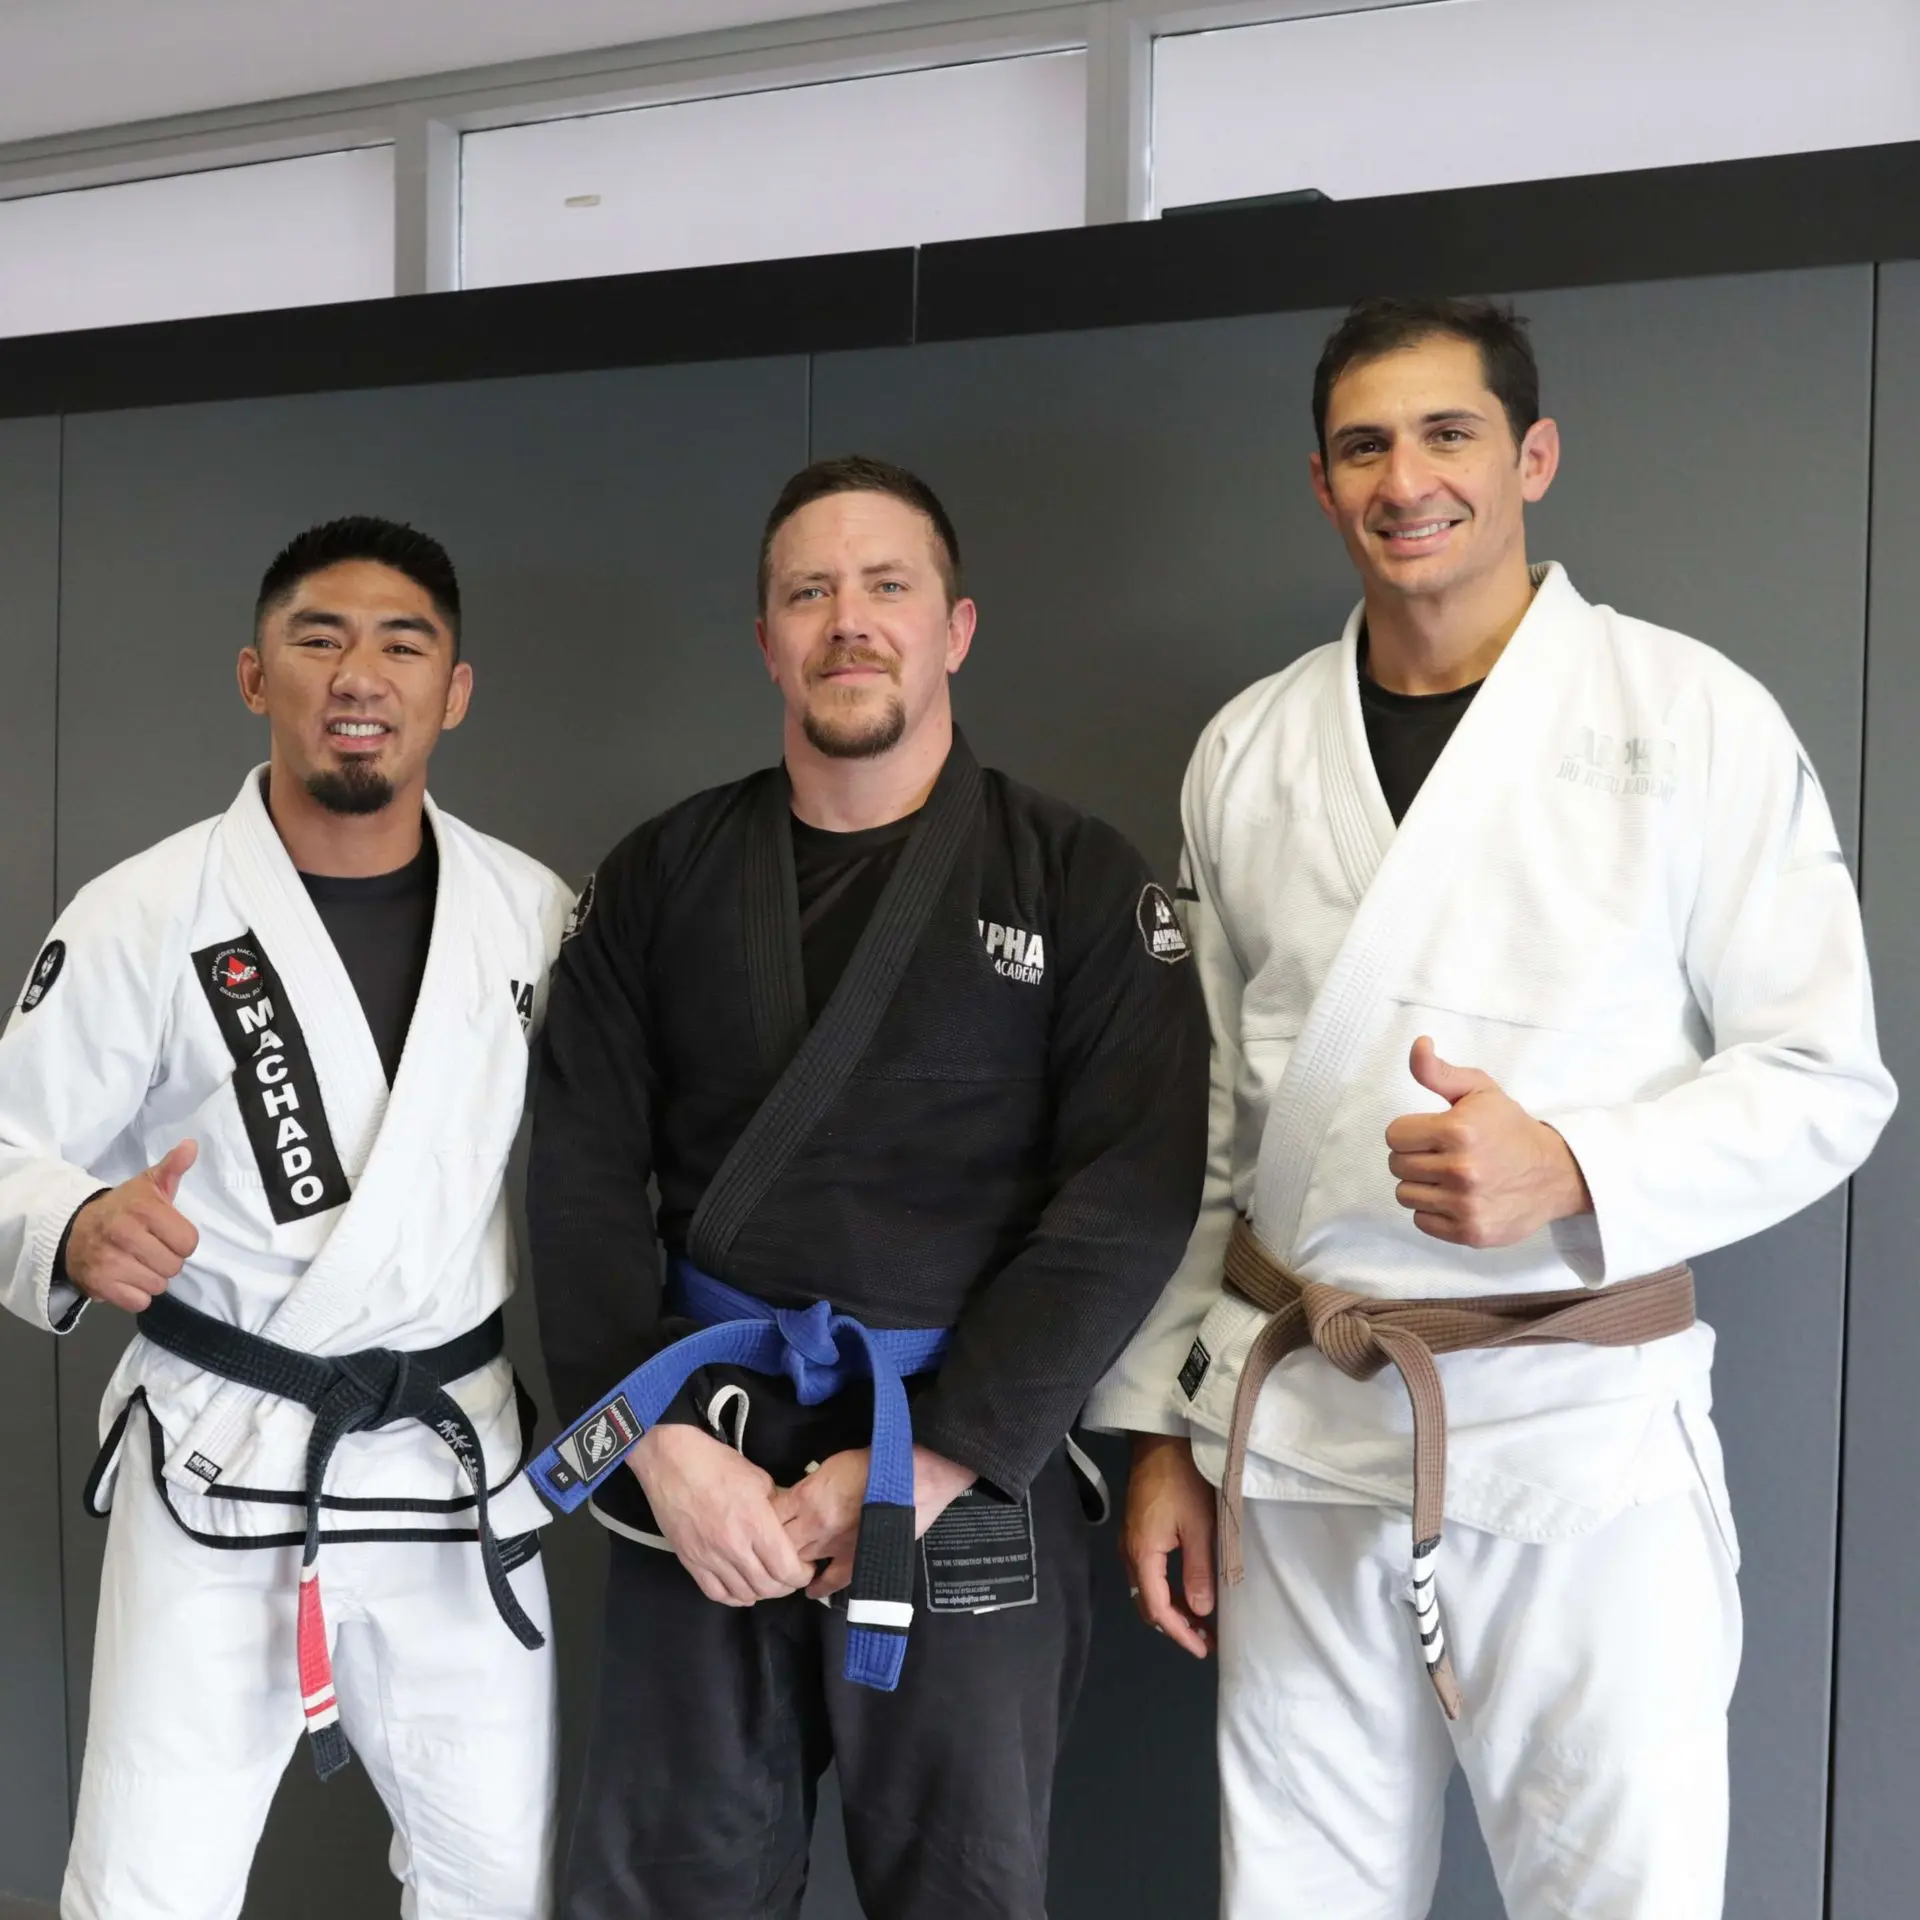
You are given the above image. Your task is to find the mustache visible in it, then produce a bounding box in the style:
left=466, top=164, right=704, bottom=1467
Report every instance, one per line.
left=808, top=646, right=899, bottom=683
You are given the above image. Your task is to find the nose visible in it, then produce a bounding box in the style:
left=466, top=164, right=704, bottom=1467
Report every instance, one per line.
left=1379, top=437, right=1440, bottom=507
left=829, top=586, right=870, bottom=642
left=329, top=643, right=386, bottom=698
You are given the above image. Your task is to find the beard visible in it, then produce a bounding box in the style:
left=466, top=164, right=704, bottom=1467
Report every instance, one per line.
left=802, top=691, right=907, bottom=761
left=305, top=763, right=396, bottom=815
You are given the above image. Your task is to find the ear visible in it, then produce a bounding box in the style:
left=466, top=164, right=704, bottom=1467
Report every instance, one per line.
left=440, top=659, right=474, bottom=732
left=944, top=596, right=978, bottom=676
left=753, top=615, right=779, bottom=681
left=237, top=645, right=269, bottom=716
left=1309, top=450, right=1339, bottom=526
left=1519, top=416, right=1560, bottom=504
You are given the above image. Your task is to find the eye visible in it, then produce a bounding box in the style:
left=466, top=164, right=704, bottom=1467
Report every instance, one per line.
left=875, top=580, right=907, bottom=595
left=792, top=585, right=826, bottom=603
left=294, top=634, right=340, bottom=649
left=1343, top=438, right=1386, bottom=459
left=386, top=642, right=425, bottom=657
left=1432, top=428, right=1470, bottom=445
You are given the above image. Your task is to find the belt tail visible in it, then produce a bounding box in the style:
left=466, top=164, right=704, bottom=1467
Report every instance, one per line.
left=1411, top=1534, right=1462, bottom=1722
left=296, top=1565, right=353, bottom=1780
left=842, top=1502, right=916, bottom=1691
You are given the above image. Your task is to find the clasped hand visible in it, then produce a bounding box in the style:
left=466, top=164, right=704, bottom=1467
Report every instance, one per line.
left=629, top=1424, right=976, bottom=1607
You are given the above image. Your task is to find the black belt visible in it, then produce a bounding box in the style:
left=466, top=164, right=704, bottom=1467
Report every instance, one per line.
left=134, top=1291, right=544, bottom=1777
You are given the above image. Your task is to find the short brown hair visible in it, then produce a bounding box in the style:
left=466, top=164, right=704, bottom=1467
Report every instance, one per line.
left=757, top=454, right=963, bottom=610
left=1312, top=296, right=1541, bottom=462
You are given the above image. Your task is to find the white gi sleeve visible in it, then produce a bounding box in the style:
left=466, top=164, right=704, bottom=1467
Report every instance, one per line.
left=1547, top=681, right=1896, bottom=1284
left=0, top=874, right=176, bottom=1332
left=1084, top=730, right=1247, bottom=1436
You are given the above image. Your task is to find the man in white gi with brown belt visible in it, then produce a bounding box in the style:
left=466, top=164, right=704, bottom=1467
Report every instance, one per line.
left=1088, top=295, right=1895, bottom=1919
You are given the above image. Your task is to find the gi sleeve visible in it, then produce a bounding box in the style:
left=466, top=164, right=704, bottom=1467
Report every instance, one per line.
left=0, top=876, right=175, bottom=1332
left=527, top=832, right=669, bottom=1427
left=1084, top=727, right=1247, bottom=1436
left=908, top=817, right=1211, bottom=1498
left=1546, top=681, right=1896, bottom=1283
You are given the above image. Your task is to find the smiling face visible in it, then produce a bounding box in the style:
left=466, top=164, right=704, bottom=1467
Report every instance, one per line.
left=755, top=489, right=975, bottom=762
left=1310, top=332, right=1559, bottom=607
left=239, top=559, right=470, bottom=814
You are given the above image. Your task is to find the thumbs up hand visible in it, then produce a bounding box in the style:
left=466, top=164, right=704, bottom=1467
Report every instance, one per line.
left=64, top=1140, right=201, bottom=1314
left=1385, top=1038, right=1591, bottom=1248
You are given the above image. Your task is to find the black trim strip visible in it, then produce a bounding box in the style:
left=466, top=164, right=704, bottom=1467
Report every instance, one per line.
left=0, top=143, right=1917, bottom=420
left=0, top=245, right=916, bottom=420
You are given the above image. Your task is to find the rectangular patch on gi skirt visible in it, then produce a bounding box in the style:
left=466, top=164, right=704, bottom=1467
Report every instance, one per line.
left=920, top=1485, right=1038, bottom=1614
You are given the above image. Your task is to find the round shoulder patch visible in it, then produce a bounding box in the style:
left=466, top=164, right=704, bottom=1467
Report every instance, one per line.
left=563, top=871, right=596, bottom=943
left=1137, top=884, right=1191, bottom=964
left=19, top=939, right=64, bottom=1013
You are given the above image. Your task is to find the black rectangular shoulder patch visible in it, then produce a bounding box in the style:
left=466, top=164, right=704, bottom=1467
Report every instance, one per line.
left=193, top=932, right=351, bottom=1225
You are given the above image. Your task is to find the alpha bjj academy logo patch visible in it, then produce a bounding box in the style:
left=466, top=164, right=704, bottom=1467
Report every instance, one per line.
left=19, top=939, right=65, bottom=1013
left=193, top=931, right=351, bottom=1225
left=1137, top=884, right=1191, bottom=964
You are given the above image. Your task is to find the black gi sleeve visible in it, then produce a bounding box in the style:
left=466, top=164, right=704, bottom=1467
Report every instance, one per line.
left=527, top=831, right=670, bottom=1429
left=908, top=821, right=1210, bottom=1498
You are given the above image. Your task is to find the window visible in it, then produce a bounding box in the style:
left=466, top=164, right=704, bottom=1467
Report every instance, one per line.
left=0, top=147, right=395, bottom=339
left=461, top=52, right=1087, bottom=288
left=1152, top=0, right=1920, bottom=213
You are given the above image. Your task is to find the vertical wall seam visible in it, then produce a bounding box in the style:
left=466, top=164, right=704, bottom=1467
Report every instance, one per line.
left=805, top=352, right=815, bottom=464
left=1824, top=258, right=1879, bottom=1920
left=49, top=408, right=75, bottom=1836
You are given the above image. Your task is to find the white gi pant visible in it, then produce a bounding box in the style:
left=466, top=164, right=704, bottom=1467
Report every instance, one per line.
left=64, top=1411, right=558, bottom=1920
left=1218, top=1485, right=1741, bottom=1920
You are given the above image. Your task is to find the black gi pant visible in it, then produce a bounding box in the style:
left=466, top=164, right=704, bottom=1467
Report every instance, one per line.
left=562, top=1447, right=1094, bottom=1920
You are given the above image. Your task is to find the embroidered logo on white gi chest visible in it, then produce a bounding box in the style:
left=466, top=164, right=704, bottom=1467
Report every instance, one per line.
left=1557, top=727, right=1677, bottom=801
left=980, top=919, right=1046, bottom=985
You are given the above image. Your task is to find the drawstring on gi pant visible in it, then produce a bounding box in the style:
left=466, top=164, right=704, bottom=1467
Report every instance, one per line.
left=1216, top=1217, right=1696, bottom=1721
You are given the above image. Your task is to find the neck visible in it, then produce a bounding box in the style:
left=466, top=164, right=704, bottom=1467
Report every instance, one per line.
left=784, top=705, right=952, bottom=832
left=1361, top=550, right=1540, bottom=695
left=263, top=754, right=427, bottom=877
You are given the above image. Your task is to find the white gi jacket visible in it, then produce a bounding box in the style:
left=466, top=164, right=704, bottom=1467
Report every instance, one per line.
left=0, top=770, right=572, bottom=1541
left=1087, top=564, right=1895, bottom=1546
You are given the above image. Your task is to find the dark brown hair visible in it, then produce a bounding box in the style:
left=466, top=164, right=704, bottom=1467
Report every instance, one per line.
left=757, top=454, right=963, bottom=610
left=1312, top=296, right=1541, bottom=461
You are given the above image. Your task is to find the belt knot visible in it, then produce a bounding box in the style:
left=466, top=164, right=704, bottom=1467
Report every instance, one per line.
left=1298, top=1282, right=1393, bottom=1381
left=773, top=1300, right=843, bottom=1401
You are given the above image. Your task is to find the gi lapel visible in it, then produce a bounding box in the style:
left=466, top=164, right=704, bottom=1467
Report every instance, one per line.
left=1251, top=565, right=1580, bottom=1258
left=689, top=733, right=985, bottom=1272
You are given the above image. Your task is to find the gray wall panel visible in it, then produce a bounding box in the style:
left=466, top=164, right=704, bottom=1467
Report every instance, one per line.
left=0, top=417, right=69, bottom=1904
left=1831, top=258, right=1920, bottom=1920
left=52, top=359, right=809, bottom=1916
left=814, top=264, right=1871, bottom=1920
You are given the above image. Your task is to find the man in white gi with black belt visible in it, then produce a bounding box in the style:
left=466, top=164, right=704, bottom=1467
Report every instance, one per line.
left=528, top=455, right=1209, bottom=1918
left=1091, top=298, right=1895, bottom=1918
left=0, top=517, right=571, bottom=1918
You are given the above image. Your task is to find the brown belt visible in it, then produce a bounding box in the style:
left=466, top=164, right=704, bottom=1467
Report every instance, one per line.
left=1218, top=1216, right=1695, bottom=1719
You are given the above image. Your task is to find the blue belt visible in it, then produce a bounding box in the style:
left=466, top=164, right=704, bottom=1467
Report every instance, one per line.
left=527, top=1259, right=952, bottom=1690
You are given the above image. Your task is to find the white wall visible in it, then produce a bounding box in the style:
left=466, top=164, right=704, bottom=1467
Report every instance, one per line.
left=0, top=147, right=394, bottom=338
left=1153, top=0, right=1920, bottom=211
left=461, top=51, right=1088, bottom=287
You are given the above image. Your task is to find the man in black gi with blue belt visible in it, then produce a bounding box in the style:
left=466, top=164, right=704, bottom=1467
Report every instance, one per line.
left=527, top=455, right=1209, bottom=1918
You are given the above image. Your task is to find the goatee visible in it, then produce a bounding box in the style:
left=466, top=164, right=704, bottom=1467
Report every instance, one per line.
left=802, top=695, right=906, bottom=761
left=306, top=764, right=396, bottom=815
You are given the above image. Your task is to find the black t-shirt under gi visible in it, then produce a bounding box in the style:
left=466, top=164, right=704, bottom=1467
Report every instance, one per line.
left=298, top=833, right=438, bottom=1082
left=790, top=813, right=916, bottom=1023
left=1358, top=636, right=1483, bottom=824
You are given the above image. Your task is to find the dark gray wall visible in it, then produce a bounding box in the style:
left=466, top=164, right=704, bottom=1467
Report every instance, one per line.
left=0, top=418, right=68, bottom=1907
left=1831, top=258, right=1920, bottom=1920
left=0, top=260, right=1895, bottom=1919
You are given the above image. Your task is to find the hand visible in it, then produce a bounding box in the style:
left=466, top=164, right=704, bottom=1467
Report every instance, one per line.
left=1386, top=1036, right=1592, bottom=1248
left=627, top=1422, right=814, bottom=1606
left=1121, top=1432, right=1216, bottom=1659
left=771, top=1444, right=978, bottom=1600
left=64, top=1140, right=200, bottom=1313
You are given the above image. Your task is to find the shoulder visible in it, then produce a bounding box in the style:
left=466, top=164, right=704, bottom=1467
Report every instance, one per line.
left=1581, top=597, right=1804, bottom=749
left=60, top=816, right=218, bottom=942
left=1189, top=646, right=1338, bottom=785
left=430, top=810, right=575, bottom=952
left=595, top=773, right=764, bottom=900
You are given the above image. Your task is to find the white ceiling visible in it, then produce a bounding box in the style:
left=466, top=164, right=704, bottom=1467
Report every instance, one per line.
left=0, top=0, right=899, bottom=145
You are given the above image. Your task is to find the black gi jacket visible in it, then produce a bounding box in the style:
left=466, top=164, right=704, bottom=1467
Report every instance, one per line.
left=529, top=734, right=1208, bottom=1519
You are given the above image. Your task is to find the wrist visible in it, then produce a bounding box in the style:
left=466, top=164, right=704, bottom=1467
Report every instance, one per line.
left=1541, top=1124, right=1594, bottom=1221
